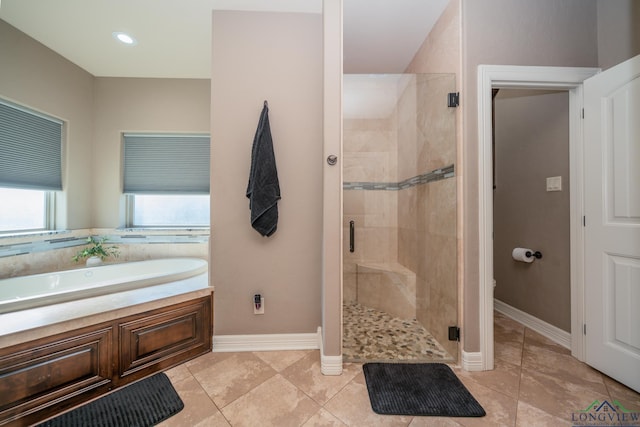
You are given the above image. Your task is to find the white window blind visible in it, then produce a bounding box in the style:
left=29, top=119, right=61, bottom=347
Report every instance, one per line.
left=0, top=100, right=63, bottom=191
left=123, top=133, right=210, bottom=194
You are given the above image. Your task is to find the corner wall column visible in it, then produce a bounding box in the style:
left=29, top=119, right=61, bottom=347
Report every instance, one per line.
left=321, top=0, right=344, bottom=375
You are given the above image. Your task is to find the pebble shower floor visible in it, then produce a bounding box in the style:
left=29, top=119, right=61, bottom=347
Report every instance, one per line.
left=342, top=301, right=453, bottom=363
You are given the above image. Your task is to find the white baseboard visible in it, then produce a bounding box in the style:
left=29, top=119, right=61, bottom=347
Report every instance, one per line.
left=462, top=351, right=484, bottom=371
left=212, top=329, right=345, bottom=375
left=212, top=332, right=320, bottom=352
left=318, top=326, right=343, bottom=376
left=320, top=355, right=343, bottom=375
left=494, top=299, right=571, bottom=349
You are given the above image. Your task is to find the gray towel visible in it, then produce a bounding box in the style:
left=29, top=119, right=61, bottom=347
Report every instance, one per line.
left=246, top=101, right=280, bottom=237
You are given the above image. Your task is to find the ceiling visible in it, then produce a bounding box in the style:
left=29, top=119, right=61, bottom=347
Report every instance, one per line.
left=0, top=0, right=448, bottom=79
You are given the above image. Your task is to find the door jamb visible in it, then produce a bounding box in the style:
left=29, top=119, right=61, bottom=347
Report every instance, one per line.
left=477, top=65, right=600, bottom=370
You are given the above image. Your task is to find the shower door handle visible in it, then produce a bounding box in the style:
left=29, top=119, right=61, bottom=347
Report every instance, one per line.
left=349, top=220, right=355, bottom=253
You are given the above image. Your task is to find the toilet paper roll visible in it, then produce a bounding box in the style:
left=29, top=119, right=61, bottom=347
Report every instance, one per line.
left=512, top=248, right=534, bottom=263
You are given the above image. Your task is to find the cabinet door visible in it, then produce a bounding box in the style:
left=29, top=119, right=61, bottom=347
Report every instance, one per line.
left=118, top=297, right=211, bottom=380
left=0, top=326, right=113, bottom=425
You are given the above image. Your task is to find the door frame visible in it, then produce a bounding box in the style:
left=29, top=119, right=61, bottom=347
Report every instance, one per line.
left=477, top=65, right=600, bottom=370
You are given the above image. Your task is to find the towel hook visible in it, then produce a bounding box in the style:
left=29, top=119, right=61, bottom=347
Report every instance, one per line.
left=264, top=100, right=268, bottom=108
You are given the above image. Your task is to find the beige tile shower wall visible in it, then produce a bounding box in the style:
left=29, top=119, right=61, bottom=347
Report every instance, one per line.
left=401, top=0, right=460, bottom=358
left=395, top=73, right=455, bottom=180
left=416, top=74, right=456, bottom=173
left=357, top=264, right=416, bottom=319
left=343, top=190, right=362, bottom=302
left=404, top=0, right=460, bottom=360
left=342, top=191, right=398, bottom=301
left=415, top=75, right=456, bottom=353
left=396, top=77, right=418, bottom=182
left=397, top=186, right=418, bottom=272
left=343, top=117, right=398, bottom=183
left=418, top=178, right=458, bottom=357
left=397, top=73, right=456, bottom=354
left=395, top=78, right=418, bottom=273
left=343, top=116, right=399, bottom=303
left=396, top=72, right=455, bottom=265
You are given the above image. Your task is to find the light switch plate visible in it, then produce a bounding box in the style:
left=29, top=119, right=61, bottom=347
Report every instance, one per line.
left=546, top=176, right=562, bottom=192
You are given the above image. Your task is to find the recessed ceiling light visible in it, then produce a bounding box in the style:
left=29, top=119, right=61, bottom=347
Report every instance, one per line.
left=112, top=32, right=137, bottom=46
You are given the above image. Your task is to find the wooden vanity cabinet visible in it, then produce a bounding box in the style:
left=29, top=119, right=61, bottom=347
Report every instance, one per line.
left=118, top=296, right=211, bottom=382
left=0, top=324, right=114, bottom=426
left=0, top=293, right=212, bottom=426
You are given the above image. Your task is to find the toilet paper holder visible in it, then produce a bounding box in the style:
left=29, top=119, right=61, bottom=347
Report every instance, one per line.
left=526, top=250, right=543, bottom=259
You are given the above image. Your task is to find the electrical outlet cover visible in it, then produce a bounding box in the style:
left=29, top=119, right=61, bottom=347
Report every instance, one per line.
left=254, top=296, right=265, bottom=315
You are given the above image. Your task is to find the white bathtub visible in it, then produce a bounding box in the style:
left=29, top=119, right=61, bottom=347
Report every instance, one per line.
left=0, top=258, right=208, bottom=314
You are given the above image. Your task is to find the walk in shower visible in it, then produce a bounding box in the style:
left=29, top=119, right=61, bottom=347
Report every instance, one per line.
left=342, top=73, right=457, bottom=363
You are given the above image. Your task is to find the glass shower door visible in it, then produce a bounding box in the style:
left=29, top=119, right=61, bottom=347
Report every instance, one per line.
left=342, top=73, right=457, bottom=362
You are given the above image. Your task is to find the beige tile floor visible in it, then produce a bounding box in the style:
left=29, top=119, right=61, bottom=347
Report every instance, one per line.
left=160, top=312, right=640, bottom=426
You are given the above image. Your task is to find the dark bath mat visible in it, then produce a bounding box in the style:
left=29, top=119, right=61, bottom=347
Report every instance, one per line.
left=363, top=363, right=486, bottom=417
left=36, top=373, right=184, bottom=427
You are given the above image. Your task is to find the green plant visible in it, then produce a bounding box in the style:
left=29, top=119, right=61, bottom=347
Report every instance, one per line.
left=72, top=236, right=120, bottom=262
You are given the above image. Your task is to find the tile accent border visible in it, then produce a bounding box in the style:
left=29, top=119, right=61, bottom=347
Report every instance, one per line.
left=343, top=164, right=454, bottom=191
left=0, top=231, right=209, bottom=258
left=0, top=234, right=86, bottom=258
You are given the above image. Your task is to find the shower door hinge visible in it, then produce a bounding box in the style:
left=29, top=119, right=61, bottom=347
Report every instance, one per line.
left=448, top=326, right=460, bottom=341
left=447, top=92, right=460, bottom=108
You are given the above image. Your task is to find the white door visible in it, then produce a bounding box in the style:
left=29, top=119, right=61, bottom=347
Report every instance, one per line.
left=584, top=54, right=640, bottom=392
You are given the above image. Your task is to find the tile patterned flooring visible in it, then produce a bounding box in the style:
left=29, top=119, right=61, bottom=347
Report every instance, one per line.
left=342, top=301, right=452, bottom=362
left=159, top=311, right=640, bottom=426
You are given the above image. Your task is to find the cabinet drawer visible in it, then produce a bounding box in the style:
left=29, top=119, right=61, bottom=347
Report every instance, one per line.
left=119, top=297, right=211, bottom=379
left=0, top=327, right=113, bottom=425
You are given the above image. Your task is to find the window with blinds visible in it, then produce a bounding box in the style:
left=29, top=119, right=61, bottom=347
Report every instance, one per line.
left=122, top=133, right=211, bottom=227
left=0, top=100, right=60, bottom=233
left=123, top=133, right=210, bottom=194
left=0, top=100, right=63, bottom=191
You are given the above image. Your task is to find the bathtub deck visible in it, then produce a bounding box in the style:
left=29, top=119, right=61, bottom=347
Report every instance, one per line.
left=0, top=274, right=212, bottom=348
left=343, top=301, right=453, bottom=362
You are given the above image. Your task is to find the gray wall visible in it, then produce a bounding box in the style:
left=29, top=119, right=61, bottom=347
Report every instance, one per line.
left=92, top=77, right=210, bottom=228
left=597, top=0, right=640, bottom=70
left=2, top=11, right=323, bottom=340
left=461, top=0, right=640, bottom=351
left=461, top=0, right=598, bottom=351
left=0, top=21, right=210, bottom=279
left=0, top=19, right=94, bottom=229
left=493, top=90, right=570, bottom=332
left=210, top=11, right=323, bottom=336
left=0, top=20, right=211, bottom=231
